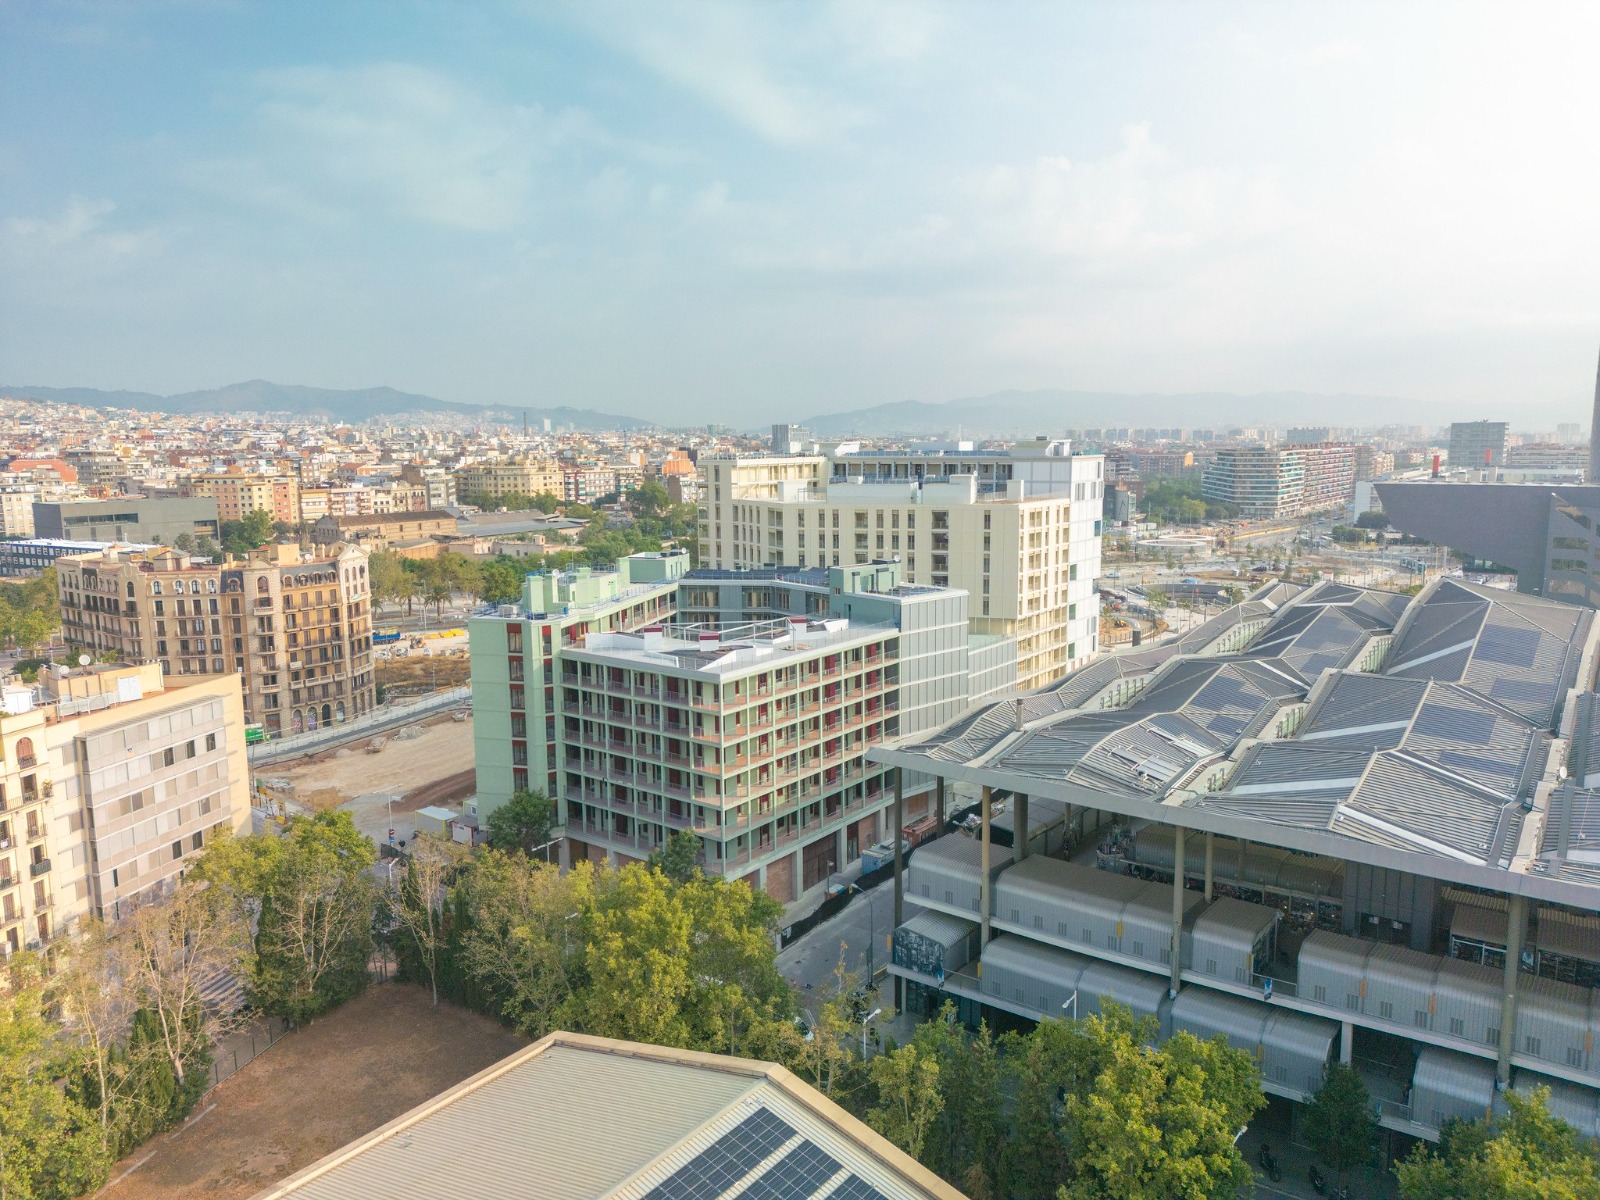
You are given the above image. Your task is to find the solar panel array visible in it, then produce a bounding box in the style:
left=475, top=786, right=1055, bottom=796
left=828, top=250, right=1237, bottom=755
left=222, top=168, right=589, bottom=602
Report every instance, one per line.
left=644, top=1108, right=796, bottom=1200
left=642, top=1107, right=890, bottom=1200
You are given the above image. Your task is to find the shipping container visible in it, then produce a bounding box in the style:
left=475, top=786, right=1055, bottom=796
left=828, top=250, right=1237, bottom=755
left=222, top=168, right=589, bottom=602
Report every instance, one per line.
left=1411, top=1047, right=1496, bottom=1132
left=1515, top=973, right=1599, bottom=1079
left=905, top=834, right=1013, bottom=917
left=1170, top=986, right=1336, bottom=1100
left=1190, top=898, right=1279, bottom=985
left=891, top=911, right=981, bottom=982
left=976, top=935, right=1170, bottom=1028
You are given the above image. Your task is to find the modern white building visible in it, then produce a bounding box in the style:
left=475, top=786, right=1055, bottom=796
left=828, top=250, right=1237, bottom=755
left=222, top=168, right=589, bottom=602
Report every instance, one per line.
left=697, top=439, right=1105, bottom=691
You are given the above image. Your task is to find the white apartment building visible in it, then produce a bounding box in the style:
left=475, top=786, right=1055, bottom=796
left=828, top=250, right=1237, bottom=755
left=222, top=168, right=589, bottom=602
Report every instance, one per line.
left=697, top=440, right=1104, bottom=691
left=1, top=661, right=251, bottom=956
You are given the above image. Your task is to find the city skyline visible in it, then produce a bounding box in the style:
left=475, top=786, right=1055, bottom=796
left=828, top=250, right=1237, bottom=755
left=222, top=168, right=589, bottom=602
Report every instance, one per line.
left=5, top=3, right=1600, bottom=425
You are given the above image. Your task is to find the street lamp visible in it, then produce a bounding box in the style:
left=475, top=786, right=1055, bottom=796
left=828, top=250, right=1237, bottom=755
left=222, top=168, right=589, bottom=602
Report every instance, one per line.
left=1061, top=990, right=1079, bottom=1021
left=861, top=1007, right=882, bottom=1060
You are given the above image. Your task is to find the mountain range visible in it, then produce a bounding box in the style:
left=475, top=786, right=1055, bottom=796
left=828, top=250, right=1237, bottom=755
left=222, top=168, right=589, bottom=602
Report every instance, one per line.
left=796, top=388, right=1447, bottom=438
left=0, top=380, right=651, bottom=430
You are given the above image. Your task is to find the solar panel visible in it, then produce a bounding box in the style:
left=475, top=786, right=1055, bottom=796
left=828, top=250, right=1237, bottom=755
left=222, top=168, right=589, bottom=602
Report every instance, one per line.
left=828, top=1176, right=891, bottom=1200
left=643, top=1108, right=797, bottom=1200
left=740, top=1140, right=842, bottom=1200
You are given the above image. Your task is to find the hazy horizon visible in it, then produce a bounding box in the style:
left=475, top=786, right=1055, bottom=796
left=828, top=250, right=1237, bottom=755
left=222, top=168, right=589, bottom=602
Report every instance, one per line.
left=4, top=2, right=1599, bottom=426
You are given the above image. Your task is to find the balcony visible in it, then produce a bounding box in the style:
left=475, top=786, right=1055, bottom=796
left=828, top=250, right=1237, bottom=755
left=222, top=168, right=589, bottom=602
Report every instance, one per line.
left=29, top=859, right=50, bottom=878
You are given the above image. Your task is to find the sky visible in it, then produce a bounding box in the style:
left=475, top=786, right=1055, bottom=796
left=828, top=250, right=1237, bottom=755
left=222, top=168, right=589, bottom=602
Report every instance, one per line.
left=3, top=1, right=1600, bottom=427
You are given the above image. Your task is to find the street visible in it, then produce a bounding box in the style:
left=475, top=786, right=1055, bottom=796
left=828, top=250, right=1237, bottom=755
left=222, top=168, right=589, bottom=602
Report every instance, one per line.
left=778, top=881, right=913, bottom=999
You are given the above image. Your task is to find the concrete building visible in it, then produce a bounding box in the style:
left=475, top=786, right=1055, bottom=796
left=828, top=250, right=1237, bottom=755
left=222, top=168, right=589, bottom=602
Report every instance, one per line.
left=398, top=463, right=458, bottom=511
left=875, top=579, right=1600, bottom=1140
left=456, top=458, right=564, bottom=503
left=185, top=469, right=301, bottom=525
left=696, top=440, right=1104, bottom=689
left=0, top=539, right=158, bottom=577
left=34, top=497, right=220, bottom=545
left=471, top=552, right=691, bottom=810
left=1449, top=421, right=1509, bottom=470
left=471, top=556, right=1008, bottom=902
left=252, top=1032, right=964, bottom=1200
left=55, top=542, right=376, bottom=737
left=0, top=661, right=251, bottom=956
left=0, top=483, right=38, bottom=538
left=1202, top=445, right=1357, bottom=519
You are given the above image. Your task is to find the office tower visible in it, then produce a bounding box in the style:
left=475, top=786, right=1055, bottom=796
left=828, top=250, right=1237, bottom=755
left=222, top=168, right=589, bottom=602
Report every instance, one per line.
left=1449, top=420, right=1509, bottom=470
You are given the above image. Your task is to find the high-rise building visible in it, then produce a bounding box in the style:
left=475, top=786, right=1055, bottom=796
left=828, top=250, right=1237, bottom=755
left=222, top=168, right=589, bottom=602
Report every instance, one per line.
left=1449, top=420, right=1509, bottom=470
left=696, top=440, right=1104, bottom=689
left=55, top=542, right=376, bottom=738
left=1202, top=445, right=1356, bottom=518
left=470, top=553, right=691, bottom=812
left=0, top=660, right=251, bottom=956
left=471, top=557, right=1011, bottom=902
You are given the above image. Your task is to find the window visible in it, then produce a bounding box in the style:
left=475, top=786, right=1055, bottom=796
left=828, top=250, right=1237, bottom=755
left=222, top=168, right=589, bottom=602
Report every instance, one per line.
left=162, top=747, right=175, bottom=767
left=171, top=840, right=183, bottom=861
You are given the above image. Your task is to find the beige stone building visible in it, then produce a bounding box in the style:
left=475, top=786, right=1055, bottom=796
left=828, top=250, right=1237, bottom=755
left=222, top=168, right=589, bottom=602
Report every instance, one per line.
left=457, top=458, right=565, bottom=504
left=0, top=662, right=251, bottom=954
left=55, top=542, right=376, bottom=739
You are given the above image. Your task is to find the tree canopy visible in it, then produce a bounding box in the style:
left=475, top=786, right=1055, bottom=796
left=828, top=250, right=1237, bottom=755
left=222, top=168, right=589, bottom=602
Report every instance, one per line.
left=1396, top=1087, right=1600, bottom=1200
left=483, top=789, right=556, bottom=857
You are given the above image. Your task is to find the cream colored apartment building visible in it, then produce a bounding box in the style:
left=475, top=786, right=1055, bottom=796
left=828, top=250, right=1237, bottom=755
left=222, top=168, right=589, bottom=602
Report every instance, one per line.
left=0, top=662, right=250, bottom=956
left=698, top=441, right=1105, bottom=690
left=458, top=458, right=565, bottom=503
left=55, top=542, right=376, bottom=739
left=187, top=469, right=301, bottom=525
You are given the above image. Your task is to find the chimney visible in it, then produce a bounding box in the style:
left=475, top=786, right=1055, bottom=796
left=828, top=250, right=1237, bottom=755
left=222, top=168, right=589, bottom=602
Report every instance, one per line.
left=1431, top=453, right=1442, bottom=478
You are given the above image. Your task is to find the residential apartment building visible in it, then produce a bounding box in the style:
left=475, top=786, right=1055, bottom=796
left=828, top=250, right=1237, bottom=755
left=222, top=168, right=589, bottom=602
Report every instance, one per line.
left=185, top=469, right=301, bottom=525
left=55, top=542, right=376, bottom=738
left=471, top=552, right=690, bottom=811
left=696, top=440, right=1104, bottom=689
left=472, top=556, right=1008, bottom=904
left=457, top=458, right=564, bottom=503
left=0, top=482, right=38, bottom=538
left=1202, top=444, right=1357, bottom=519
left=34, top=497, right=220, bottom=545
left=561, top=465, right=616, bottom=504
left=398, top=464, right=458, bottom=511
left=0, top=661, right=251, bottom=957
left=1450, top=420, right=1509, bottom=470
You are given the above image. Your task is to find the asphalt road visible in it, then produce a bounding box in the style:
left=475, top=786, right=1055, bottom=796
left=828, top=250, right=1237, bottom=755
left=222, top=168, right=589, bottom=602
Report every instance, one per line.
left=778, top=882, right=914, bottom=999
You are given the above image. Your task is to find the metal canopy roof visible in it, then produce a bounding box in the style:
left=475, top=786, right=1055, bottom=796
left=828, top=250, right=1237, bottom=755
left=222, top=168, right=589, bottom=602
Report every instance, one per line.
left=871, top=577, right=1600, bottom=907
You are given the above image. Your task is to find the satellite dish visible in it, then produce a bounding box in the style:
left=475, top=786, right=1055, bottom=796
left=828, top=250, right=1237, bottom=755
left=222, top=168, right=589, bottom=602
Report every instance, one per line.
left=77, top=654, right=92, bottom=668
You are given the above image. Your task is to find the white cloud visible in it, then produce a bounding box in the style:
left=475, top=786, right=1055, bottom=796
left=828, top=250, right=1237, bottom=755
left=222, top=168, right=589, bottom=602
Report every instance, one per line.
left=5, top=196, right=115, bottom=248
left=560, top=1, right=876, bottom=145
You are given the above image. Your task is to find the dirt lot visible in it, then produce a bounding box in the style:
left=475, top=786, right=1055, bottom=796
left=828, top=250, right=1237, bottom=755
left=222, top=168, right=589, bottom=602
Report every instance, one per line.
left=101, top=984, right=527, bottom=1200
left=271, top=715, right=476, bottom=809
left=376, top=652, right=471, bottom=692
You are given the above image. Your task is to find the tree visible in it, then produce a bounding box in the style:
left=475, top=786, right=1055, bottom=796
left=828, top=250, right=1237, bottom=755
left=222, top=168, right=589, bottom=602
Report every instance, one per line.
left=368, top=551, right=409, bottom=615
left=478, top=558, right=525, bottom=606
left=648, top=830, right=703, bottom=883
left=484, top=789, right=556, bottom=857
left=1061, top=1025, right=1261, bottom=1200
left=1355, top=510, right=1390, bottom=530
left=913, top=1007, right=1006, bottom=1194
left=54, top=923, right=139, bottom=1154
left=456, top=852, right=593, bottom=1038
left=202, top=812, right=379, bottom=1024
left=220, top=508, right=276, bottom=556
left=1396, top=1087, right=1600, bottom=1200
left=867, top=1045, right=943, bottom=1161
left=120, top=879, right=247, bottom=1093
left=629, top=481, right=671, bottom=520
left=1306, top=1064, right=1378, bottom=1178
left=0, top=958, right=111, bottom=1200
left=389, top=833, right=468, bottom=1007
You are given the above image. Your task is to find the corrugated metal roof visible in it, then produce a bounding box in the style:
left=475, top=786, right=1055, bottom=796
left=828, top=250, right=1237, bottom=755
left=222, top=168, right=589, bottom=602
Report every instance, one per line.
left=252, top=1036, right=966, bottom=1200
